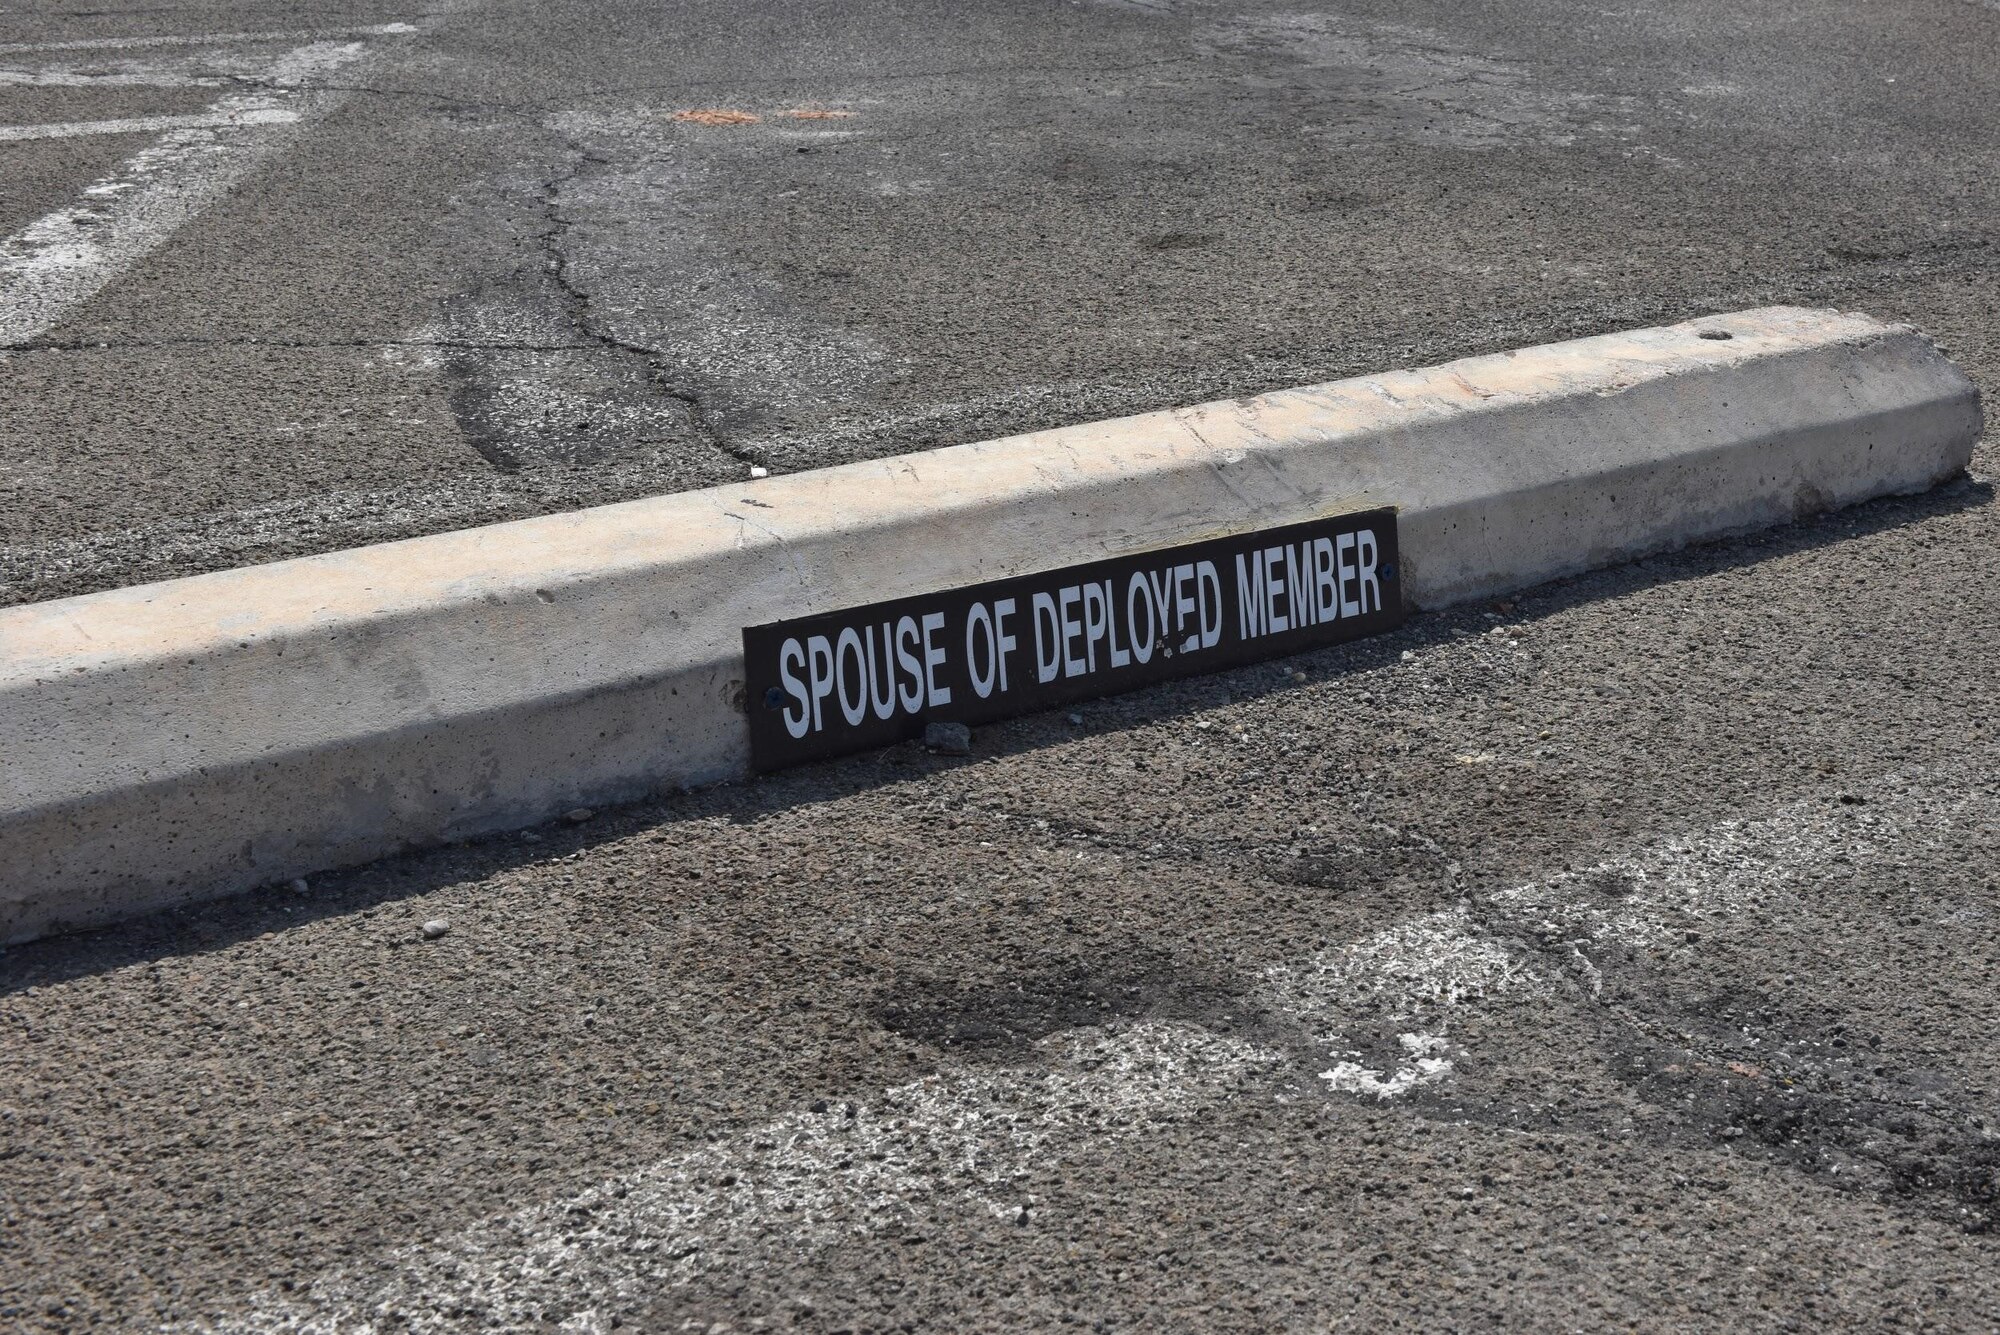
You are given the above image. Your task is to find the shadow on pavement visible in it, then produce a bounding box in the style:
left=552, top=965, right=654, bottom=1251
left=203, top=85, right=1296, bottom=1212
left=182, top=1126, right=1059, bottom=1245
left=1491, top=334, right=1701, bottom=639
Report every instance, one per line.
left=2, top=473, right=1989, bottom=996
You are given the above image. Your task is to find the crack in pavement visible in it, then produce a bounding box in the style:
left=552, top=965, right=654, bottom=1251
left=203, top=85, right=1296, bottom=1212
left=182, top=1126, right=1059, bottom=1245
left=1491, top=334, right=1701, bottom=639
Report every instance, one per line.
left=534, top=133, right=746, bottom=465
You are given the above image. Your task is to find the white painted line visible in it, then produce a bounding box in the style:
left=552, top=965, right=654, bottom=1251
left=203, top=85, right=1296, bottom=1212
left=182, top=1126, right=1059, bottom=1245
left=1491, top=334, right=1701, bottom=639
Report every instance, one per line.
left=0, top=48, right=331, bottom=88
left=181, top=1023, right=1283, bottom=1334
left=183, top=765, right=1994, bottom=1331
left=0, top=23, right=415, bottom=55
left=1270, top=764, right=1998, bottom=1097
left=1488, top=774, right=1966, bottom=950
left=0, top=109, right=299, bottom=142
left=0, top=41, right=370, bottom=348
left=0, top=69, right=225, bottom=88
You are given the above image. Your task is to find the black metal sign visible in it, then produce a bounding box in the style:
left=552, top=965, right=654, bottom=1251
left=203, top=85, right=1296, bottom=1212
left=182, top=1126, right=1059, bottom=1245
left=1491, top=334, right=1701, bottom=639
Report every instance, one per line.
left=743, top=507, right=1402, bottom=770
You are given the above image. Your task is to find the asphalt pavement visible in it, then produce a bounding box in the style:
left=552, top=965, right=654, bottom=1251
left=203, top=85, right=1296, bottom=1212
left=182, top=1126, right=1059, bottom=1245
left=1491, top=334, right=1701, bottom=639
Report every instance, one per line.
left=5, top=451, right=1999, bottom=1331
left=3, top=0, right=2000, bottom=1331
left=2, top=0, right=1997, bottom=603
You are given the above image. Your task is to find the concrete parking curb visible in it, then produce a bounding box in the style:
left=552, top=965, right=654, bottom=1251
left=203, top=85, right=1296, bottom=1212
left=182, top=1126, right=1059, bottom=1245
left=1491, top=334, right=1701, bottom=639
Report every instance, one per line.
left=0, top=306, right=1980, bottom=942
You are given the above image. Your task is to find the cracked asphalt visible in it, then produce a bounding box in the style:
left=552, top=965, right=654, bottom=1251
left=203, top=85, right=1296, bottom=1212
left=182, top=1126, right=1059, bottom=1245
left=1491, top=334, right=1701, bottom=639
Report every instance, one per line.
left=3, top=0, right=1999, bottom=603
left=5, top=0, right=2000, bottom=1331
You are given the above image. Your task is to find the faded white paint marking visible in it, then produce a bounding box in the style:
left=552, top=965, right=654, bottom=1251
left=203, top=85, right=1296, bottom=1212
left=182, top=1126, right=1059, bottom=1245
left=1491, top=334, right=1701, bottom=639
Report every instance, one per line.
left=0, top=24, right=415, bottom=55
left=1278, top=767, right=1997, bottom=1100
left=181, top=1024, right=1281, bottom=1334
left=1319, top=1032, right=1453, bottom=1099
left=1489, top=778, right=1958, bottom=949
left=0, top=46, right=372, bottom=88
left=1266, top=906, right=1542, bottom=1026
left=182, top=767, right=1996, bottom=1328
left=0, top=68, right=224, bottom=88
left=0, top=41, right=371, bottom=347
left=0, top=109, right=298, bottom=141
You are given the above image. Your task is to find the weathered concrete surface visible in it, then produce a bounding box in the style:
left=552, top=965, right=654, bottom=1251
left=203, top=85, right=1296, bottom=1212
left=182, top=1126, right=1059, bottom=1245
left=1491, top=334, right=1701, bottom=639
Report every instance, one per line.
left=0, top=307, right=1978, bottom=942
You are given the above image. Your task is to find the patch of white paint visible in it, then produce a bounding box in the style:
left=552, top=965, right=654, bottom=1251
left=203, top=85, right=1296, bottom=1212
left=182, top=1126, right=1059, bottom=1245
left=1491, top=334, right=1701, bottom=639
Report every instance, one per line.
left=179, top=1023, right=1282, bottom=1334
left=1490, top=778, right=1961, bottom=949
left=0, top=67, right=223, bottom=88
left=1266, top=907, right=1542, bottom=1025
left=1319, top=1032, right=1453, bottom=1099
left=0, top=109, right=299, bottom=142
left=162, top=767, right=2000, bottom=1328
left=1280, top=768, right=1998, bottom=1103
left=0, top=24, right=415, bottom=55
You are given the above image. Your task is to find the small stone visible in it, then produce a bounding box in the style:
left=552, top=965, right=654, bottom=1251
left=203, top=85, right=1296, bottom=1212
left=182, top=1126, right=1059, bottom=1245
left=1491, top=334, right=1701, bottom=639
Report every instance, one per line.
left=421, top=919, right=451, bottom=940
left=287, top=877, right=310, bottom=893
left=810, top=1098, right=829, bottom=1114
left=1400, top=649, right=1416, bottom=662
left=1290, top=671, right=1308, bottom=683
left=565, top=807, right=595, bottom=824
left=748, top=465, right=769, bottom=479
left=923, top=720, right=972, bottom=755
left=520, top=830, right=543, bottom=843
left=1066, top=712, right=1083, bottom=725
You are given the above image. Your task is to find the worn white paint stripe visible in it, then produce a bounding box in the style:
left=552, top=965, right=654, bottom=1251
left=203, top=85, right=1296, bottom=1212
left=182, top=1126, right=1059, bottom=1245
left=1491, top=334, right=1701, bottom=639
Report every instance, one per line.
left=1271, top=905, right=1543, bottom=1025
left=0, top=24, right=415, bottom=55
left=180, top=1024, right=1281, bottom=1335
left=0, top=70, right=224, bottom=88
left=1271, top=766, right=1997, bottom=1093
left=187, top=765, right=1995, bottom=1333
left=0, top=50, right=316, bottom=88
left=0, top=41, right=371, bottom=348
left=0, top=109, right=299, bottom=142
left=1269, top=769, right=1988, bottom=1029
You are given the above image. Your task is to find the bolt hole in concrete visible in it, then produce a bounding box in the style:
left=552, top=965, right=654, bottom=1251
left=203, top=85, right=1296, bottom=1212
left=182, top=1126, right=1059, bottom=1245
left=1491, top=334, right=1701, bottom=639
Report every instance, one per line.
left=1698, top=329, right=1735, bottom=340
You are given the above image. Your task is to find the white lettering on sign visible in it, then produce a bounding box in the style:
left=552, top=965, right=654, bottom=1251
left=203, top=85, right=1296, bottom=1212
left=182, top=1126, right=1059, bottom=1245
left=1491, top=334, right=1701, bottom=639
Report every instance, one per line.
left=1236, top=527, right=1386, bottom=642
left=761, top=523, right=1389, bottom=740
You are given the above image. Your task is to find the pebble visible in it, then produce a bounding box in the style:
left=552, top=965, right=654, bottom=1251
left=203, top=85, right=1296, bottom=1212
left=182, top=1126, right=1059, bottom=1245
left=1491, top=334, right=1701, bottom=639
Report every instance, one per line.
left=287, top=878, right=310, bottom=893
left=748, top=465, right=769, bottom=479
left=421, top=919, right=451, bottom=940
left=1067, top=712, right=1083, bottom=725
left=924, top=720, right=972, bottom=755
left=565, top=807, right=595, bottom=824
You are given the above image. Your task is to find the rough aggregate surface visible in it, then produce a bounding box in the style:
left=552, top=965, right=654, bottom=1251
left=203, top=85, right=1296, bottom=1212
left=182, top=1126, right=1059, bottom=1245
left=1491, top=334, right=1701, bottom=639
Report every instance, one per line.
left=2, top=0, right=1999, bottom=600
left=3, top=0, right=2000, bottom=1329
left=6, top=444, right=2000, bottom=1327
